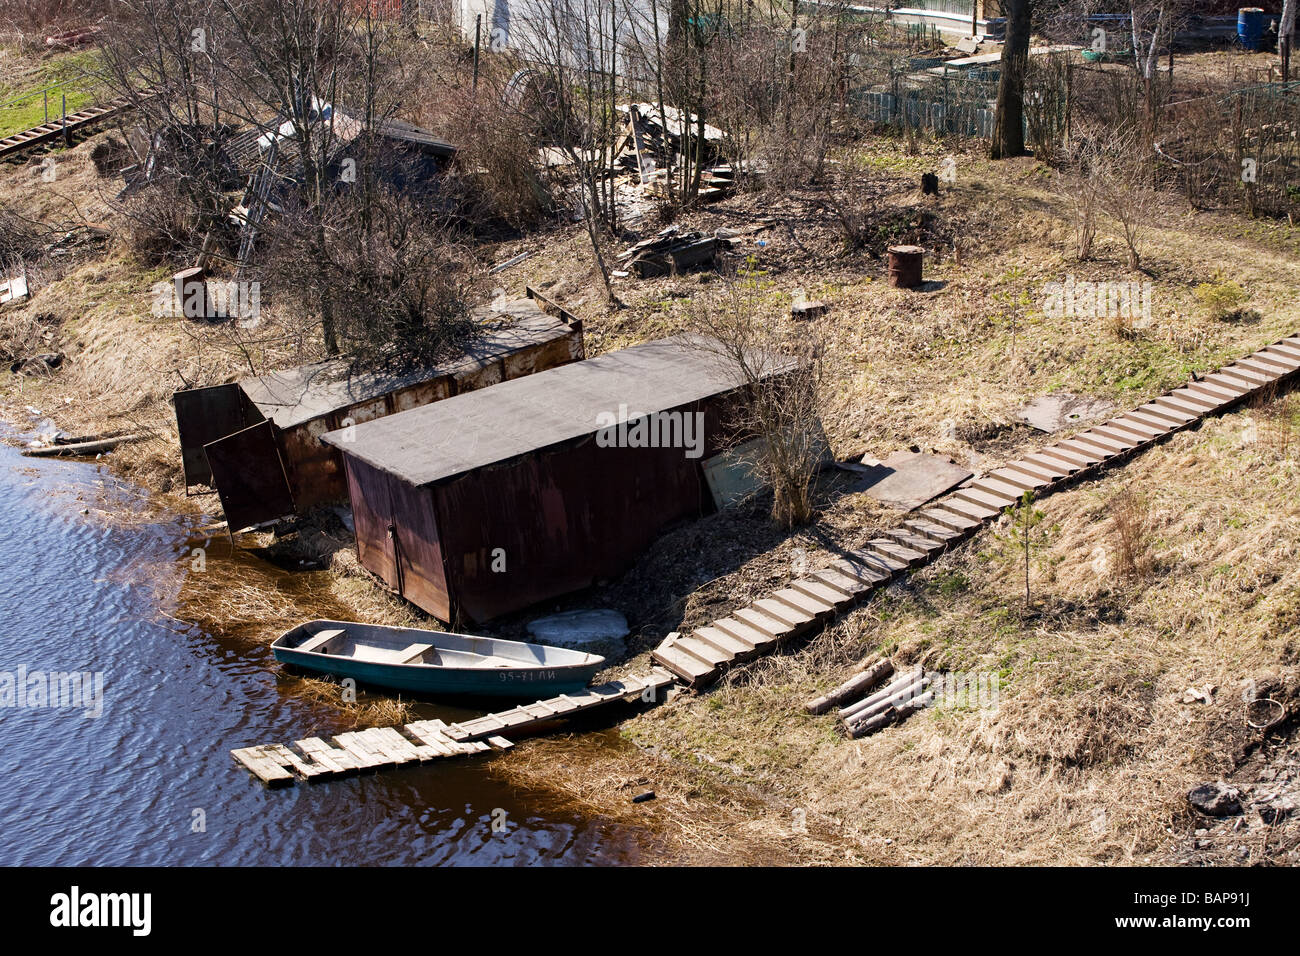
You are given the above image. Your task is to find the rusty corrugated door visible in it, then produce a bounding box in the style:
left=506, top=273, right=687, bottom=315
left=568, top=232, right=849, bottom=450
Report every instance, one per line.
left=173, top=383, right=252, bottom=489
left=204, top=421, right=296, bottom=531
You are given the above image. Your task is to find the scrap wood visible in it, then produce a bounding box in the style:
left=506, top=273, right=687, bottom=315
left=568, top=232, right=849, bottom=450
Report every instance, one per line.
left=22, top=433, right=143, bottom=457
left=805, top=657, right=894, bottom=715
left=839, top=667, right=926, bottom=724
left=846, top=690, right=935, bottom=740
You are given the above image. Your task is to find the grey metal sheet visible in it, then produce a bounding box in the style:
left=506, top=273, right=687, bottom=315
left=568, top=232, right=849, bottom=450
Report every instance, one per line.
left=320, top=335, right=797, bottom=488
left=240, top=311, right=573, bottom=429
left=854, top=452, right=973, bottom=511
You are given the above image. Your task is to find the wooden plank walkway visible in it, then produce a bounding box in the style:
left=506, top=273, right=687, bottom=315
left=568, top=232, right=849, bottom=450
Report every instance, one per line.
left=653, top=333, right=1300, bottom=686
left=0, top=92, right=156, bottom=161
left=232, top=668, right=675, bottom=786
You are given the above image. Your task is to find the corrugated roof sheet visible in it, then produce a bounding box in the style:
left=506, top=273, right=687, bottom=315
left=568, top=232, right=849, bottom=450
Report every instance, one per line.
left=241, top=308, right=574, bottom=429
left=320, top=335, right=797, bottom=487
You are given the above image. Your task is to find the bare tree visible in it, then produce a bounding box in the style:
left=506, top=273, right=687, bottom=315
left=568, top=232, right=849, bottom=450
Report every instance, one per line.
left=685, top=273, right=825, bottom=530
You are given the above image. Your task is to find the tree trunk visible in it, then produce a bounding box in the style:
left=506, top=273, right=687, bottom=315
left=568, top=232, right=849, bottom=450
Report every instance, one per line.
left=991, top=0, right=1032, bottom=160
left=1282, top=0, right=1297, bottom=55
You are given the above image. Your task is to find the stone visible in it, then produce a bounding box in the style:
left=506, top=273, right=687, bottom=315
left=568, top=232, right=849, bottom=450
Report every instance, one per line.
left=1188, top=783, right=1242, bottom=817
left=527, top=609, right=630, bottom=660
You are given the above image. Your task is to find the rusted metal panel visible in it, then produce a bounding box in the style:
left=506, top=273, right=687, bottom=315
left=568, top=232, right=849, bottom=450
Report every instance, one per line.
left=173, top=383, right=261, bottom=489
left=422, top=400, right=732, bottom=623
left=344, top=455, right=450, bottom=619
left=204, top=421, right=295, bottom=531
left=281, top=417, right=343, bottom=511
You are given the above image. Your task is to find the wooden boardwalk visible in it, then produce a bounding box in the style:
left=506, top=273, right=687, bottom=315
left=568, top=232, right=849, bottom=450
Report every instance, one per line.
left=233, top=668, right=675, bottom=787
left=653, top=334, right=1300, bottom=686
left=0, top=92, right=154, bottom=161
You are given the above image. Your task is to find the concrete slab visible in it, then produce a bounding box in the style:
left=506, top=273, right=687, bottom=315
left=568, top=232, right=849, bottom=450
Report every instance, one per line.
left=853, top=451, right=973, bottom=511
left=1015, top=394, right=1114, bottom=433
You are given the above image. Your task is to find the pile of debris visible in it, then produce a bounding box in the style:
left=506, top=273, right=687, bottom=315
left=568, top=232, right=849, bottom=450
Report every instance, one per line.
left=805, top=656, right=934, bottom=739
left=616, top=226, right=738, bottom=279
left=612, top=103, right=752, bottom=203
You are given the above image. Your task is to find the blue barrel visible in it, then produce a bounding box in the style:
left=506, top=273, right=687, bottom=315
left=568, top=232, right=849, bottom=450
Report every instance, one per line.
left=1238, top=7, right=1266, bottom=51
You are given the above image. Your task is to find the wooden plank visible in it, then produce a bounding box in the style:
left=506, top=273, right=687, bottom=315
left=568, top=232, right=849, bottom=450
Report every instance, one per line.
left=971, top=475, right=1032, bottom=500
left=331, top=732, right=387, bottom=770
left=954, top=486, right=1018, bottom=511
left=403, top=722, right=457, bottom=756
left=789, top=578, right=857, bottom=608
left=770, top=587, right=835, bottom=618
left=372, top=726, right=431, bottom=762
left=918, top=507, right=981, bottom=532
left=714, top=615, right=781, bottom=648
left=231, top=746, right=295, bottom=787
left=295, top=737, right=356, bottom=773
left=262, top=743, right=330, bottom=780
left=653, top=640, right=721, bottom=684
left=676, top=633, right=736, bottom=666
left=935, top=497, right=999, bottom=521
left=693, top=625, right=760, bottom=657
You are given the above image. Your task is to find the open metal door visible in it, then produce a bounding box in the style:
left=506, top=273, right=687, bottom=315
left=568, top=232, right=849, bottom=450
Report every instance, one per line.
left=204, top=421, right=296, bottom=532
left=173, top=383, right=256, bottom=490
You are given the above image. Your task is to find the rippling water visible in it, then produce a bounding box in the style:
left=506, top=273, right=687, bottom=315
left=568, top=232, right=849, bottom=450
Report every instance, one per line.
left=0, top=440, right=648, bottom=865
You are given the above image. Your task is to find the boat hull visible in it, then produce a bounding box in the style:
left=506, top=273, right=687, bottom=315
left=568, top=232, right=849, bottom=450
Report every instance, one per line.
left=271, top=620, right=604, bottom=698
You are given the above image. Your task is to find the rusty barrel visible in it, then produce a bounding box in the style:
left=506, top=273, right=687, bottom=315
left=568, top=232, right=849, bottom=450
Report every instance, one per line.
left=887, top=245, right=924, bottom=289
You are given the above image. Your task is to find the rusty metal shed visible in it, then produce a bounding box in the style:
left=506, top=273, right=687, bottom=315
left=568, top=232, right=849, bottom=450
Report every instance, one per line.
left=320, top=336, right=797, bottom=624
left=174, top=296, right=585, bottom=532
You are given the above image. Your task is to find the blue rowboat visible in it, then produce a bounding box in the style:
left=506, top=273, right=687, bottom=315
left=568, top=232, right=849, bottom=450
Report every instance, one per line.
left=271, top=620, right=605, bottom=698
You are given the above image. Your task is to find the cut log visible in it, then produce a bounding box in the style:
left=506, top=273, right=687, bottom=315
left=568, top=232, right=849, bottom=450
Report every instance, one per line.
left=845, top=690, right=934, bottom=739
left=844, top=674, right=932, bottom=728
left=838, top=667, right=924, bottom=722
left=804, top=659, right=894, bottom=715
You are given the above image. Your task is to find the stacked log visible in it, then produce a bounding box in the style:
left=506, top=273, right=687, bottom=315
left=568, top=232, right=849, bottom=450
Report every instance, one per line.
left=834, top=666, right=933, bottom=739
left=804, top=657, right=894, bottom=715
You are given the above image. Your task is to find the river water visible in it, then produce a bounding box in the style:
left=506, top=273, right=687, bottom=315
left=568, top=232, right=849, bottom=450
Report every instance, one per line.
left=0, top=438, right=650, bottom=865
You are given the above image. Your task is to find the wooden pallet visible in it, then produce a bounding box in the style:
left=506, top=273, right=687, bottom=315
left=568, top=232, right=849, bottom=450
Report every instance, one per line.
left=653, top=334, right=1300, bottom=686
left=232, top=668, right=676, bottom=786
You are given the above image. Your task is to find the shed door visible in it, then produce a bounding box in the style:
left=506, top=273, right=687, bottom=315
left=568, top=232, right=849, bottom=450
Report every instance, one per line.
left=173, top=383, right=252, bottom=489
left=204, top=421, right=296, bottom=532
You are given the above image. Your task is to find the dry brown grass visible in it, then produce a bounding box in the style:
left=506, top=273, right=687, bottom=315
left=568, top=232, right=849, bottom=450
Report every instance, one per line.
left=502, top=412, right=1300, bottom=865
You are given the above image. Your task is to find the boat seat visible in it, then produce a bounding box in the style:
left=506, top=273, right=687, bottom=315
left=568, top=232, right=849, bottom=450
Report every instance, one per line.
left=297, top=628, right=346, bottom=654
left=398, top=643, right=434, bottom=664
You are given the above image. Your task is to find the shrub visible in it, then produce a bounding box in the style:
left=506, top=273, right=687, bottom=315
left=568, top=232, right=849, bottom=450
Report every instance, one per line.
left=1193, top=279, right=1249, bottom=321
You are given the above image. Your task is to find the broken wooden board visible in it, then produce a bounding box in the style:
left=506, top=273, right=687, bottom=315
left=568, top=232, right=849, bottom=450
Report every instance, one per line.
left=852, top=451, right=973, bottom=511
left=232, top=723, right=512, bottom=787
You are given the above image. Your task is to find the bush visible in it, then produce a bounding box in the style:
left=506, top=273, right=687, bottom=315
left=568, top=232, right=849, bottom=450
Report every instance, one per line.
left=1193, top=280, right=1249, bottom=321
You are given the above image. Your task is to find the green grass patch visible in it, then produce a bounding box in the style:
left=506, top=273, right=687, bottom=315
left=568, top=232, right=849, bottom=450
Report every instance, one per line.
left=0, top=50, right=106, bottom=138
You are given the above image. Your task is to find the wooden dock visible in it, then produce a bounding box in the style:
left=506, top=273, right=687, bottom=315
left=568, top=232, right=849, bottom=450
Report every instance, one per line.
left=232, top=669, right=676, bottom=787
left=654, top=333, right=1300, bottom=686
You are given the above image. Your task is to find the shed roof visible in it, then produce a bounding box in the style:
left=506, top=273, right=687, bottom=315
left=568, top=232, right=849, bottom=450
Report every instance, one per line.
left=320, top=335, right=796, bottom=487
left=241, top=307, right=575, bottom=429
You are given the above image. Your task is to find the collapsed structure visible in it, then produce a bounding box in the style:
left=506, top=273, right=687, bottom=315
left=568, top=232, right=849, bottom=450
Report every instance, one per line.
left=321, top=336, right=797, bottom=624
left=174, top=293, right=584, bottom=531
